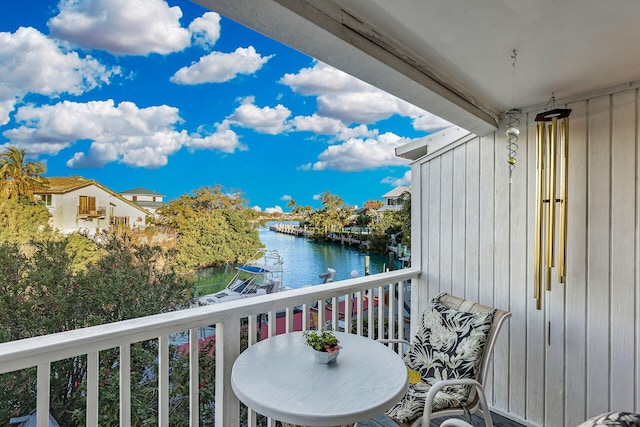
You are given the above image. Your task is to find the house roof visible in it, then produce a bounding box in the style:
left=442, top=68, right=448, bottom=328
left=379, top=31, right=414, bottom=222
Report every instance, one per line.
left=38, top=177, right=95, bottom=194
left=382, top=186, right=410, bottom=199
left=120, top=187, right=165, bottom=197
left=35, top=177, right=151, bottom=216
left=195, top=0, right=640, bottom=136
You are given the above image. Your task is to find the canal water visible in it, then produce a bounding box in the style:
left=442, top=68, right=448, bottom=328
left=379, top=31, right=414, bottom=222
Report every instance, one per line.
left=199, top=222, right=392, bottom=289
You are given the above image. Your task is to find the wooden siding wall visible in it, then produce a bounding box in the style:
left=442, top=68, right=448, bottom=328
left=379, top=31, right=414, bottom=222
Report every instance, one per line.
left=411, top=88, right=639, bottom=427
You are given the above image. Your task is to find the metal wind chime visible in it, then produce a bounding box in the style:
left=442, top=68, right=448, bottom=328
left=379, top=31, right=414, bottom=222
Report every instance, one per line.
left=533, top=105, right=571, bottom=310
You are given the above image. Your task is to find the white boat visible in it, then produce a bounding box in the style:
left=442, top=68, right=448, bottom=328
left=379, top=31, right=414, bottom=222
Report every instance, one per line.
left=198, top=249, right=285, bottom=305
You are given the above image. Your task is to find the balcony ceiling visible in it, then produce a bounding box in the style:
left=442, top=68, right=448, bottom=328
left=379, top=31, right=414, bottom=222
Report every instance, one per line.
left=194, top=0, right=640, bottom=135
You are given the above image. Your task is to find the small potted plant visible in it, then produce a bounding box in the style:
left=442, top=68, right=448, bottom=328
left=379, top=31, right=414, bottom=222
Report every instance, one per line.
left=303, top=329, right=341, bottom=364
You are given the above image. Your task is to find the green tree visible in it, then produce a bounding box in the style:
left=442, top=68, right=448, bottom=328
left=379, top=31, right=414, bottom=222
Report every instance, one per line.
left=368, top=210, right=403, bottom=254
left=0, top=197, right=52, bottom=245
left=0, top=147, right=48, bottom=202
left=304, top=192, right=353, bottom=238
left=0, top=233, right=195, bottom=426
left=156, top=185, right=261, bottom=270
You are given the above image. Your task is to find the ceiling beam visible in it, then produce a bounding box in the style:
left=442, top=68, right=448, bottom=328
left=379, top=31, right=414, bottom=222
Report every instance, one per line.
left=194, top=0, right=499, bottom=135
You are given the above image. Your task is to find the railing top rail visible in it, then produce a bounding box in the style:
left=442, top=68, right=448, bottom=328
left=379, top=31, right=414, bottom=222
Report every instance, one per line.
left=0, top=268, right=419, bottom=374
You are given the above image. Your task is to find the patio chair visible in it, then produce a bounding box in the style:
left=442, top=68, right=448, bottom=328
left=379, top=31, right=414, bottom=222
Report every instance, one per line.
left=380, top=292, right=511, bottom=427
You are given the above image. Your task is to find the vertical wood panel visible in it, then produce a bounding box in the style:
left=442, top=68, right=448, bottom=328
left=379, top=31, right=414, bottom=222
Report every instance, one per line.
left=586, top=95, right=611, bottom=417
left=452, top=145, right=467, bottom=297
left=525, top=110, right=546, bottom=426
left=440, top=151, right=454, bottom=294
left=636, top=90, right=640, bottom=414
left=466, top=138, right=481, bottom=301
left=478, top=133, right=496, bottom=400
left=609, top=90, right=636, bottom=410
left=494, top=130, right=511, bottom=409
left=508, top=114, right=528, bottom=418
left=564, top=100, right=588, bottom=427
left=428, top=159, right=441, bottom=299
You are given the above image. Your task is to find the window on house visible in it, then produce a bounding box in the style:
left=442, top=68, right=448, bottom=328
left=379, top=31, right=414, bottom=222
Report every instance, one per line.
left=110, top=217, right=129, bottom=227
left=38, top=194, right=52, bottom=206
left=79, top=196, right=96, bottom=214
left=152, top=196, right=156, bottom=202
left=132, top=195, right=137, bottom=201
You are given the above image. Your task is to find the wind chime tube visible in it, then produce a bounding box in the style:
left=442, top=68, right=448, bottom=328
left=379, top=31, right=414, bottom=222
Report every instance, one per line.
left=545, top=120, right=556, bottom=290
left=558, top=119, right=569, bottom=283
left=534, top=122, right=545, bottom=310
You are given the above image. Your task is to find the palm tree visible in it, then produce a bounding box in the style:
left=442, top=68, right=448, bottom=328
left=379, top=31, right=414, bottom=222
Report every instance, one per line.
left=0, top=146, right=48, bottom=202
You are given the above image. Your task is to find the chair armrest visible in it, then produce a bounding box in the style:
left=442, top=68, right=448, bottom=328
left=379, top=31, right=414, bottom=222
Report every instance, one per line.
left=422, top=378, right=493, bottom=427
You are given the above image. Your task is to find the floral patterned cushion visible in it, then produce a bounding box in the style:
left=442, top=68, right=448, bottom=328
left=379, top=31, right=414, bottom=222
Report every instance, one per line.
left=387, top=297, right=495, bottom=424
left=577, top=412, right=640, bottom=427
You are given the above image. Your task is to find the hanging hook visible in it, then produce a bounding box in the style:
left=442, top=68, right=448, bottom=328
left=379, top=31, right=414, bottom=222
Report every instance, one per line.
left=511, top=49, right=517, bottom=67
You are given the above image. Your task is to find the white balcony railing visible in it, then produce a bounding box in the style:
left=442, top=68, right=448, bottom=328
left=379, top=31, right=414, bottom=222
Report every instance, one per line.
left=0, top=268, right=419, bottom=427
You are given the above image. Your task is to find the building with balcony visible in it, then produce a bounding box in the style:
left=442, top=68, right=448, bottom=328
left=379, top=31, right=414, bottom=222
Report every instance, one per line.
left=34, top=177, right=150, bottom=236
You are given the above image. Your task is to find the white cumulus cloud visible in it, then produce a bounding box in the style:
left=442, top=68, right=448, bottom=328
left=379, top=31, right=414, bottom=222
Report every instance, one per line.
left=281, top=61, right=427, bottom=124
left=282, top=61, right=449, bottom=132
left=227, top=98, right=291, bottom=135
left=264, top=206, right=284, bottom=214
left=280, top=195, right=292, bottom=201
left=310, top=132, right=412, bottom=172
left=171, top=46, right=272, bottom=85
left=413, top=114, right=451, bottom=132
left=382, top=170, right=411, bottom=187
left=47, top=0, right=190, bottom=55
left=188, top=12, right=221, bottom=49
left=3, top=99, right=245, bottom=168
left=0, top=26, right=119, bottom=125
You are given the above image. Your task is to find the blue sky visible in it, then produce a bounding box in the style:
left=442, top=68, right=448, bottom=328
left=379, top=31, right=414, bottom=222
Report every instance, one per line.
left=0, top=0, right=449, bottom=212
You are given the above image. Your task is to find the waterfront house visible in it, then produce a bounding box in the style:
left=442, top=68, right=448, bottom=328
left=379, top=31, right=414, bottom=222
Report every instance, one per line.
left=3, top=2, right=640, bottom=427
left=378, top=185, right=411, bottom=214
left=34, top=177, right=149, bottom=236
left=119, top=187, right=166, bottom=215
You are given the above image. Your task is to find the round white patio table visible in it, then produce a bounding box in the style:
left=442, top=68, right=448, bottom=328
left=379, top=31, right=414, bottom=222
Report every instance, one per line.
left=231, top=331, right=408, bottom=427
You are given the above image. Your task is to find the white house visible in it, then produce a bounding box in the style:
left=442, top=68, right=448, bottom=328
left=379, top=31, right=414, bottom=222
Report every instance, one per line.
left=34, top=177, right=150, bottom=236
left=119, top=187, right=166, bottom=215
left=378, top=185, right=410, bottom=213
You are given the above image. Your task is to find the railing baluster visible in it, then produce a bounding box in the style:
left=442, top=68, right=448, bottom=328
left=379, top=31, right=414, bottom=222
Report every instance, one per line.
left=120, top=344, right=131, bottom=427
left=216, top=320, right=240, bottom=427
left=87, top=351, right=99, bottom=426
left=389, top=285, right=396, bottom=345
left=317, top=299, right=325, bottom=329
left=189, top=328, right=199, bottom=427
left=344, top=293, right=352, bottom=333
left=331, top=296, right=339, bottom=330
left=247, top=315, right=257, bottom=427
left=398, top=281, right=405, bottom=345
left=158, top=335, right=169, bottom=427
left=36, top=363, right=50, bottom=427
left=378, top=285, right=384, bottom=340
left=302, top=303, right=310, bottom=331
left=285, top=306, right=294, bottom=333
left=367, top=288, right=374, bottom=339
left=356, top=290, right=364, bottom=336
left=267, top=310, right=277, bottom=337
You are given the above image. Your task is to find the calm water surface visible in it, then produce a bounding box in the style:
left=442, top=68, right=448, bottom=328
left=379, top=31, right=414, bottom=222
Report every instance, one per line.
left=199, top=221, right=392, bottom=289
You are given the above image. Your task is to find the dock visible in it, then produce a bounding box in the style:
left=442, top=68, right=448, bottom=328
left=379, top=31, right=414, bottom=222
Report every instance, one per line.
left=269, top=223, right=370, bottom=248
left=269, top=223, right=309, bottom=236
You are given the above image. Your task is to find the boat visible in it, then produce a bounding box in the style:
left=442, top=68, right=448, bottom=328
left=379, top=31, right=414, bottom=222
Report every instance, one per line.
left=198, top=249, right=285, bottom=305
